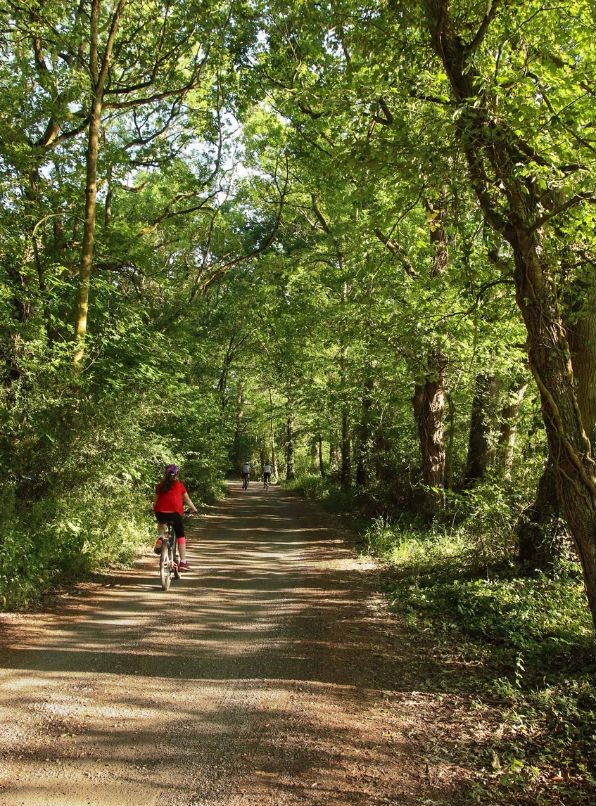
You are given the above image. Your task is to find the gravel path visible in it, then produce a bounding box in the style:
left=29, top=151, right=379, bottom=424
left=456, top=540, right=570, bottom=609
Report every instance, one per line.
left=0, top=483, right=489, bottom=805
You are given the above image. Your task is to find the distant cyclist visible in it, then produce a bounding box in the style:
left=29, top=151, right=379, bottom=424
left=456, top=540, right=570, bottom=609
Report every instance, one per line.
left=241, top=461, right=250, bottom=489
left=263, top=462, right=272, bottom=488
left=153, top=464, right=198, bottom=571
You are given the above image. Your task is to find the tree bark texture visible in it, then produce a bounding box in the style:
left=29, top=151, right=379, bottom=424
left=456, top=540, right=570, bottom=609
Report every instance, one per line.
left=412, top=196, right=449, bottom=515
left=309, top=439, right=318, bottom=471
left=233, top=385, right=245, bottom=468
left=373, top=429, right=393, bottom=488
left=498, top=379, right=528, bottom=479
left=355, top=376, right=373, bottom=489
left=567, top=276, right=596, bottom=441
left=444, top=392, right=455, bottom=490
left=74, top=96, right=101, bottom=365
left=74, top=0, right=126, bottom=366
left=269, top=388, right=278, bottom=477
left=463, top=373, right=500, bottom=487
left=520, top=277, right=595, bottom=572
left=285, top=413, right=295, bottom=481
left=329, top=441, right=339, bottom=471
left=412, top=351, right=446, bottom=518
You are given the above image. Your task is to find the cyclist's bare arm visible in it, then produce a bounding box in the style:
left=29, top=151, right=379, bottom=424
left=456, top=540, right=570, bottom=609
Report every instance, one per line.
left=183, top=492, right=198, bottom=513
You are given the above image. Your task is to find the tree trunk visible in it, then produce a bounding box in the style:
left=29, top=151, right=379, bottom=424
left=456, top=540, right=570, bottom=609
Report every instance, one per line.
left=498, top=379, right=528, bottom=479
left=309, top=439, right=318, bottom=471
left=74, top=95, right=102, bottom=365
left=233, top=384, right=245, bottom=469
left=355, top=377, right=373, bottom=489
left=340, top=404, right=351, bottom=490
left=373, top=430, right=392, bottom=487
left=412, top=351, right=446, bottom=518
left=285, top=412, right=295, bottom=481
left=511, top=227, right=596, bottom=617
left=463, top=373, right=501, bottom=487
left=269, top=388, right=278, bottom=477
left=444, top=392, right=455, bottom=490
left=74, top=0, right=126, bottom=366
left=567, top=278, right=596, bottom=444
left=412, top=196, right=449, bottom=515
left=355, top=455, right=366, bottom=489
left=318, top=436, right=325, bottom=477
left=329, top=441, right=339, bottom=471
left=518, top=276, right=596, bottom=573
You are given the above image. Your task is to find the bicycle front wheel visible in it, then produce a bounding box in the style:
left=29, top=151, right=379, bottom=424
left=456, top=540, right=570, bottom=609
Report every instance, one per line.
left=160, top=542, right=171, bottom=591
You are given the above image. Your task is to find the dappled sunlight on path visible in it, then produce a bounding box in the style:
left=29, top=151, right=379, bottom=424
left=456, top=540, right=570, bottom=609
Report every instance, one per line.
left=0, top=482, right=492, bottom=806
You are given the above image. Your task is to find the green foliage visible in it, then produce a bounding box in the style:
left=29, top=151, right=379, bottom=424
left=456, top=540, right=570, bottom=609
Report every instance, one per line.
left=285, top=473, right=358, bottom=511
left=363, top=513, right=595, bottom=802
left=284, top=474, right=330, bottom=500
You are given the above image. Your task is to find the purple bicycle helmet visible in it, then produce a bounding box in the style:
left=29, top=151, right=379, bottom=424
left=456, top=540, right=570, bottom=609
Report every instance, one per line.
left=165, top=463, right=179, bottom=475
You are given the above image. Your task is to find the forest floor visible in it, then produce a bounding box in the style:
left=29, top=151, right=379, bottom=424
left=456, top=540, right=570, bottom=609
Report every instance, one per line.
left=0, top=483, right=535, bottom=805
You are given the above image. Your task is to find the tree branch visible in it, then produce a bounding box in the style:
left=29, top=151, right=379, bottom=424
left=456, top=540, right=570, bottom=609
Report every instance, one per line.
left=374, top=227, right=417, bottom=276
left=529, top=192, right=596, bottom=233
left=465, top=0, right=501, bottom=55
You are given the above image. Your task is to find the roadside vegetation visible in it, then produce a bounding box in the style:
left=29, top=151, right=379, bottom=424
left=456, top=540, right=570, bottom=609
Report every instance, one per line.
left=368, top=516, right=595, bottom=804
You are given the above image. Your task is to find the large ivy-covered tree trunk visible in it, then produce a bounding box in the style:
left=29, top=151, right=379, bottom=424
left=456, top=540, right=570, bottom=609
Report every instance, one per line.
left=423, top=0, right=596, bottom=624
left=515, top=242, right=596, bottom=613
left=517, top=275, right=594, bottom=572
left=567, top=278, right=596, bottom=443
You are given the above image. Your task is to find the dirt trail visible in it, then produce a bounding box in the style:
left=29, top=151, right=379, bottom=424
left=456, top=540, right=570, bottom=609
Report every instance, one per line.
left=0, top=484, right=491, bottom=805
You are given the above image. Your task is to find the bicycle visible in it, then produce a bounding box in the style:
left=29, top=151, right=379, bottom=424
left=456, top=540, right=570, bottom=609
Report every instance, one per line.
left=159, top=521, right=181, bottom=591
left=263, top=474, right=270, bottom=491
left=242, top=473, right=249, bottom=490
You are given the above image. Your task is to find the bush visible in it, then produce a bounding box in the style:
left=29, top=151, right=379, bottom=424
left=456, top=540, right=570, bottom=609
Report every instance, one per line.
left=285, top=472, right=360, bottom=513
left=285, top=473, right=330, bottom=499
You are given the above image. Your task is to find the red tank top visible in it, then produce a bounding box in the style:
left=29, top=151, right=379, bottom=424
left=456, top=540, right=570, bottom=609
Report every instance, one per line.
left=153, top=479, right=187, bottom=515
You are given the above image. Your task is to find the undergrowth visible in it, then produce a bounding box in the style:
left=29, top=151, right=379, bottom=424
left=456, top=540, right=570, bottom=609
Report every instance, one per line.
left=363, top=514, right=596, bottom=805
left=285, top=473, right=358, bottom=512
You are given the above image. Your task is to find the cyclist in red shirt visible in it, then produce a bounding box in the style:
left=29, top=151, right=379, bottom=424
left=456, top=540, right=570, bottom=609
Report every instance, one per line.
left=153, top=464, right=198, bottom=571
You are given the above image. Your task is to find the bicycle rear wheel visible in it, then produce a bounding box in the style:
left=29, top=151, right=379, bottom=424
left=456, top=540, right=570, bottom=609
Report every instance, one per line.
left=160, top=542, right=171, bottom=591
